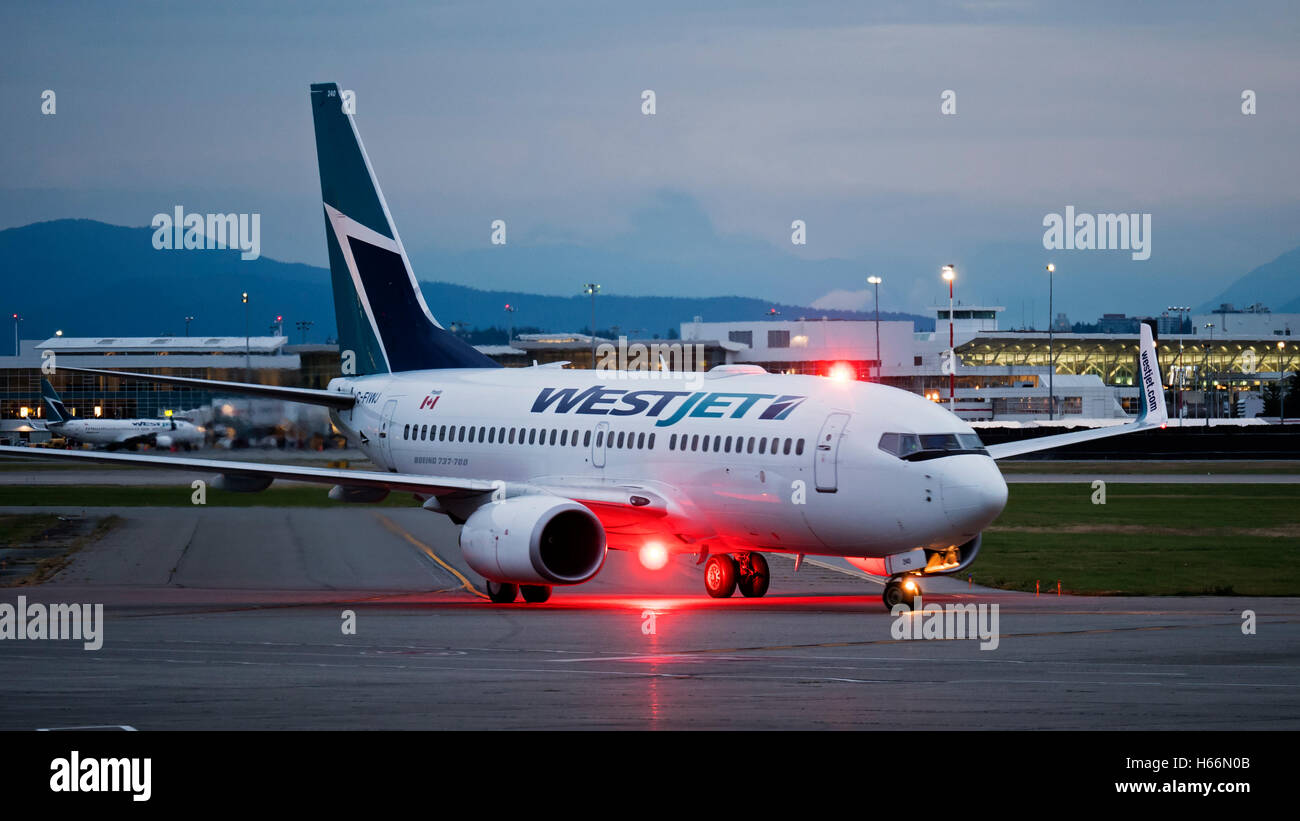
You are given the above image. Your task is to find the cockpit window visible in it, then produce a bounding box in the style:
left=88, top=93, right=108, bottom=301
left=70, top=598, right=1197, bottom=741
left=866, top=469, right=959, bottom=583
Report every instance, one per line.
left=879, top=431, right=987, bottom=461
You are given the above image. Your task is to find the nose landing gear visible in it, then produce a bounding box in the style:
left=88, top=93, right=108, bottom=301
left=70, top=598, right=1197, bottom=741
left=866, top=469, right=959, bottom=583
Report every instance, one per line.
left=703, top=552, right=770, bottom=598
left=883, top=576, right=919, bottom=610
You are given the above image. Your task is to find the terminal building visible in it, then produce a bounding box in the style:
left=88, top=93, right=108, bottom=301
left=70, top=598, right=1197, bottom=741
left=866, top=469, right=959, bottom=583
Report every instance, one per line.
left=2, top=304, right=1295, bottom=444
left=0, top=336, right=329, bottom=446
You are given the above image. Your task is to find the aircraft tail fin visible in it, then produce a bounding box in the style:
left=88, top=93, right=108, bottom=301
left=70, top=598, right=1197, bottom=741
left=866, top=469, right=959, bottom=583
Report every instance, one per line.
left=309, top=82, right=499, bottom=375
left=40, top=378, right=69, bottom=425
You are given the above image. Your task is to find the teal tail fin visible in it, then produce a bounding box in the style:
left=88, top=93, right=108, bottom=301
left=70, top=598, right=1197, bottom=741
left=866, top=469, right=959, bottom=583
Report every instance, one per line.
left=309, top=82, right=499, bottom=375
left=41, top=378, right=69, bottom=424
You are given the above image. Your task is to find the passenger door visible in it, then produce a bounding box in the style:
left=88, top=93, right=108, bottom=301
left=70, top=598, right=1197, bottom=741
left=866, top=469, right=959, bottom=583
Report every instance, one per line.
left=378, top=399, right=399, bottom=469
left=813, top=412, right=850, bottom=492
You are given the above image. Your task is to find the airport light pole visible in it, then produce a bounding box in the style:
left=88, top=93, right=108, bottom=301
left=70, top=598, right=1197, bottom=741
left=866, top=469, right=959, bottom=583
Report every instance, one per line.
left=942, top=265, right=956, bottom=413
left=868, top=276, right=882, bottom=382
left=1203, top=322, right=1214, bottom=426
left=1167, top=306, right=1190, bottom=421
left=583, top=283, right=600, bottom=369
left=1047, top=263, right=1056, bottom=420
left=11, top=313, right=20, bottom=359
left=185, top=315, right=195, bottom=337
left=295, top=320, right=313, bottom=344
left=1280, top=341, right=1288, bottom=424
left=503, top=303, right=517, bottom=344
left=242, top=292, right=251, bottom=382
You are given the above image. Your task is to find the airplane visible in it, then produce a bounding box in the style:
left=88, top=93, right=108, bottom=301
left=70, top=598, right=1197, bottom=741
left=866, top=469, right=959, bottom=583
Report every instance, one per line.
left=34, top=378, right=205, bottom=451
left=0, top=81, right=1169, bottom=609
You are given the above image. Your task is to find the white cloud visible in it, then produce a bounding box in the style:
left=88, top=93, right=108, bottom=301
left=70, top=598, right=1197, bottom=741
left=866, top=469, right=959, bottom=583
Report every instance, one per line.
left=811, top=288, right=872, bottom=311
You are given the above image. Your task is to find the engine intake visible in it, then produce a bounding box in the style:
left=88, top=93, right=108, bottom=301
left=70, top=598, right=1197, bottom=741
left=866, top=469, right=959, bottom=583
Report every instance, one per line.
left=460, top=496, right=606, bottom=585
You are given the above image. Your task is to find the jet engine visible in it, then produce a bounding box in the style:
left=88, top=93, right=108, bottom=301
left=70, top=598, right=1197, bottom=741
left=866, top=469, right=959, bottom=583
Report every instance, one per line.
left=460, top=496, right=606, bottom=586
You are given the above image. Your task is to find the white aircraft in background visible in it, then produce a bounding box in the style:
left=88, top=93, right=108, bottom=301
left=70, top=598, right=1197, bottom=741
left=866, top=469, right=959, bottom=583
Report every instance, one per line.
left=0, top=82, right=1169, bottom=608
left=36, top=378, right=204, bottom=450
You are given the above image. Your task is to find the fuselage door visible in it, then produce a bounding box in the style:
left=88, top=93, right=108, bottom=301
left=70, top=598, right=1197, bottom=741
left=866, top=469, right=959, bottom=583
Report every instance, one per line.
left=813, top=412, right=850, bottom=492
left=378, top=398, right=399, bottom=469
left=593, top=420, right=609, bottom=468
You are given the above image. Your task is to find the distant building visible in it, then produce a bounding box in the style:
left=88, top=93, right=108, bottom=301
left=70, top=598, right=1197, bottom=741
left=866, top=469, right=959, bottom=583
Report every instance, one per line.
left=1097, top=313, right=1140, bottom=334
left=1192, top=304, right=1297, bottom=338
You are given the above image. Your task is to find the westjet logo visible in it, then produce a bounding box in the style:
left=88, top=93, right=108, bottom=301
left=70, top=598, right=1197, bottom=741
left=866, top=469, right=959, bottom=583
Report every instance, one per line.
left=530, top=387, right=805, bottom=427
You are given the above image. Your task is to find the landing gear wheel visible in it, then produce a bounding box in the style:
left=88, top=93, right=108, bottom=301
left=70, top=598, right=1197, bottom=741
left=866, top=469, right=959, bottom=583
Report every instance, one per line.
left=520, top=584, right=552, bottom=603
left=703, top=554, right=738, bottom=598
left=485, top=580, right=518, bottom=603
left=882, top=578, right=917, bottom=610
left=737, top=552, right=770, bottom=598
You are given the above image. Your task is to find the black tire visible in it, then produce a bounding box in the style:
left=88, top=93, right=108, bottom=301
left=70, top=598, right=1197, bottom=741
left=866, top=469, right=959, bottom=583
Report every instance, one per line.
left=738, top=552, right=771, bottom=598
left=882, top=579, right=916, bottom=610
left=485, top=580, right=518, bottom=603
left=704, top=554, right=738, bottom=598
left=520, top=584, right=552, bottom=603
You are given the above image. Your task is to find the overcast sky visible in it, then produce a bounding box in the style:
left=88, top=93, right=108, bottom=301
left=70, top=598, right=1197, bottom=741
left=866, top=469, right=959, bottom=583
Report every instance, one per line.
left=4, top=0, right=1299, bottom=320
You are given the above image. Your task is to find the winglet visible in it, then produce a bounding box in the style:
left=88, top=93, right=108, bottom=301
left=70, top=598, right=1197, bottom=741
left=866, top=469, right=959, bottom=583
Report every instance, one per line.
left=1135, top=322, right=1167, bottom=427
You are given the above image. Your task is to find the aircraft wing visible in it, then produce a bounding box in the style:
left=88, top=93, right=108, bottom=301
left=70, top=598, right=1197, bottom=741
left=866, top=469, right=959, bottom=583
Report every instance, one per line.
left=984, top=323, right=1167, bottom=460
left=59, top=366, right=356, bottom=410
left=984, top=419, right=1162, bottom=460
left=0, top=445, right=500, bottom=497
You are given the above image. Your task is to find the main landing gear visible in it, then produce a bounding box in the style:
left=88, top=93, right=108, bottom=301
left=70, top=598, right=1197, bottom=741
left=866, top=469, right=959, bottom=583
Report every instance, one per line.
left=485, top=581, right=552, bottom=604
left=703, top=552, right=770, bottom=598
left=882, top=576, right=919, bottom=610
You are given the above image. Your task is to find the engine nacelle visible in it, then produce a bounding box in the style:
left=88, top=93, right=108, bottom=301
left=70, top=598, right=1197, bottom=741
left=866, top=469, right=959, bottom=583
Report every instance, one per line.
left=460, top=496, right=606, bottom=586
left=154, top=435, right=173, bottom=449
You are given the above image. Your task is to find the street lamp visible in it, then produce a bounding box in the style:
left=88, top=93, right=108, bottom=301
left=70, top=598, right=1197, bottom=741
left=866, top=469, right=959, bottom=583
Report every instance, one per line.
left=867, top=276, right=882, bottom=382
left=11, top=313, right=21, bottom=358
left=1046, top=263, right=1056, bottom=420
left=185, top=315, right=195, bottom=337
left=941, top=265, right=956, bottom=413
left=582, top=283, right=601, bottom=368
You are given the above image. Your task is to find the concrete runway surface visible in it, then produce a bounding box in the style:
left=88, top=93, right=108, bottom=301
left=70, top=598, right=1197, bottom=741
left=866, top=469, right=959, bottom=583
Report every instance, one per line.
left=0, top=505, right=1296, bottom=730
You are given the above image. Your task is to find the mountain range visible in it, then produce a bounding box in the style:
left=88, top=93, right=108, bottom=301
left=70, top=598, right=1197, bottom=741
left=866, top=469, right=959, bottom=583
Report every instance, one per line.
left=0, top=219, right=934, bottom=351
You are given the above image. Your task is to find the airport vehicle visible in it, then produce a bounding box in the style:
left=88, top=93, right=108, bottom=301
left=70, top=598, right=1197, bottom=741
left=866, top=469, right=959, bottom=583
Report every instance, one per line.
left=0, top=82, right=1168, bottom=608
left=34, top=378, right=205, bottom=450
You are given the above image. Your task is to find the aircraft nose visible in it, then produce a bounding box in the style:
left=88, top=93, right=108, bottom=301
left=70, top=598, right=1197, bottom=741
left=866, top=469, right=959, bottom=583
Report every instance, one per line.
left=940, top=455, right=1008, bottom=532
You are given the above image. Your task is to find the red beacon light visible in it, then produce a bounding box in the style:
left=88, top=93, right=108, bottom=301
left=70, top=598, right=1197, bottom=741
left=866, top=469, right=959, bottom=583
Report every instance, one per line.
left=827, top=362, right=855, bottom=382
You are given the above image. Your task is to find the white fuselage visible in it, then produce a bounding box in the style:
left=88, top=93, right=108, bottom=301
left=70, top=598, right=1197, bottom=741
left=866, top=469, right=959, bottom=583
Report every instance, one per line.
left=327, top=367, right=1008, bottom=561
left=51, top=418, right=204, bottom=448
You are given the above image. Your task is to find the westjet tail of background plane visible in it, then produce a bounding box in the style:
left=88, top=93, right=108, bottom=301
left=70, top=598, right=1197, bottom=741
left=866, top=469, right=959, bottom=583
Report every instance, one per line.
left=0, top=82, right=1169, bottom=608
